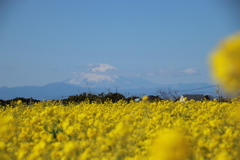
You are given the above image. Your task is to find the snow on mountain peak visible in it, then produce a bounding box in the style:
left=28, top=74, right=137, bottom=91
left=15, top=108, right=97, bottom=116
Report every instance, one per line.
left=67, top=72, right=118, bottom=85
left=65, top=63, right=120, bottom=87
left=66, top=63, right=157, bottom=88
left=90, top=63, right=116, bottom=72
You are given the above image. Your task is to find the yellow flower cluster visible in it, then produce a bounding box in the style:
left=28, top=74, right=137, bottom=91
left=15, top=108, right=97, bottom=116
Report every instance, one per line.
left=0, top=99, right=240, bottom=160
left=209, top=32, right=240, bottom=93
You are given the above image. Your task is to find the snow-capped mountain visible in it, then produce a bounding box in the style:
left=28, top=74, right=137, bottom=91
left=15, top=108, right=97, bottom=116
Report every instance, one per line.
left=65, top=72, right=158, bottom=89
left=65, top=63, right=158, bottom=88
left=0, top=64, right=217, bottom=100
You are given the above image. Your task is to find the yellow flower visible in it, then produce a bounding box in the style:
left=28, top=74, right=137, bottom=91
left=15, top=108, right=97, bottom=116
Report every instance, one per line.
left=214, top=151, right=232, bottom=160
left=209, top=32, right=240, bottom=92
left=0, top=116, right=13, bottom=133
left=87, top=128, right=97, bottom=138
left=32, top=141, right=46, bottom=154
left=63, top=141, right=76, bottom=155
left=56, top=132, right=68, bottom=142
left=0, top=142, right=6, bottom=150
left=17, top=100, right=22, bottom=105
left=142, top=96, right=148, bottom=101
left=150, top=129, right=191, bottom=160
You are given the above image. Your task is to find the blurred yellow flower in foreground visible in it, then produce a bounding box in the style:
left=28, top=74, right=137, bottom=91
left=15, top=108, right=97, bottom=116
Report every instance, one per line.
left=209, top=32, right=240, bottom=92
left=150, top=129, right=191, bottom=160
left=0, top=116, right=13, bottom=133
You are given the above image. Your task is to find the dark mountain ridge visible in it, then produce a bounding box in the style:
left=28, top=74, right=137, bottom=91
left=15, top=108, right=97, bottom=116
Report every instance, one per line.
left=0, top=82, right=216, bottom=100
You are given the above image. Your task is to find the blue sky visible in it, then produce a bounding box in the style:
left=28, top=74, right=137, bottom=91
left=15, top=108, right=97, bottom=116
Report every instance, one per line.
left=0, top=0, right=239, bottom=87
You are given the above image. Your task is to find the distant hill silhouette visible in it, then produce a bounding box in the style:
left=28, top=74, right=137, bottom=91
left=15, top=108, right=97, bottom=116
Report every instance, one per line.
left=0, top=81, right=216, bottom=100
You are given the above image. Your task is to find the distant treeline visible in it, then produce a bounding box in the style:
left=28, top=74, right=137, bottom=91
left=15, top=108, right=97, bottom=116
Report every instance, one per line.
left=0, top=92, right=162, bottom=106
left=0, top=97, right=40, bottom=106
left=61, top=92, right=160, bottom=104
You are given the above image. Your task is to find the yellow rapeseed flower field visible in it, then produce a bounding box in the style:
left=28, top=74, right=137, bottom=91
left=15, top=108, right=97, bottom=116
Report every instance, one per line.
left=0, top=99, right=240, bottom=160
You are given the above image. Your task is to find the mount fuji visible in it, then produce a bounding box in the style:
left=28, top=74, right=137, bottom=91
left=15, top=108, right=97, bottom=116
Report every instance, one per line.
left=64, top=72, right=159, bottom=89
left=0, top=64, right=217, bottom=100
